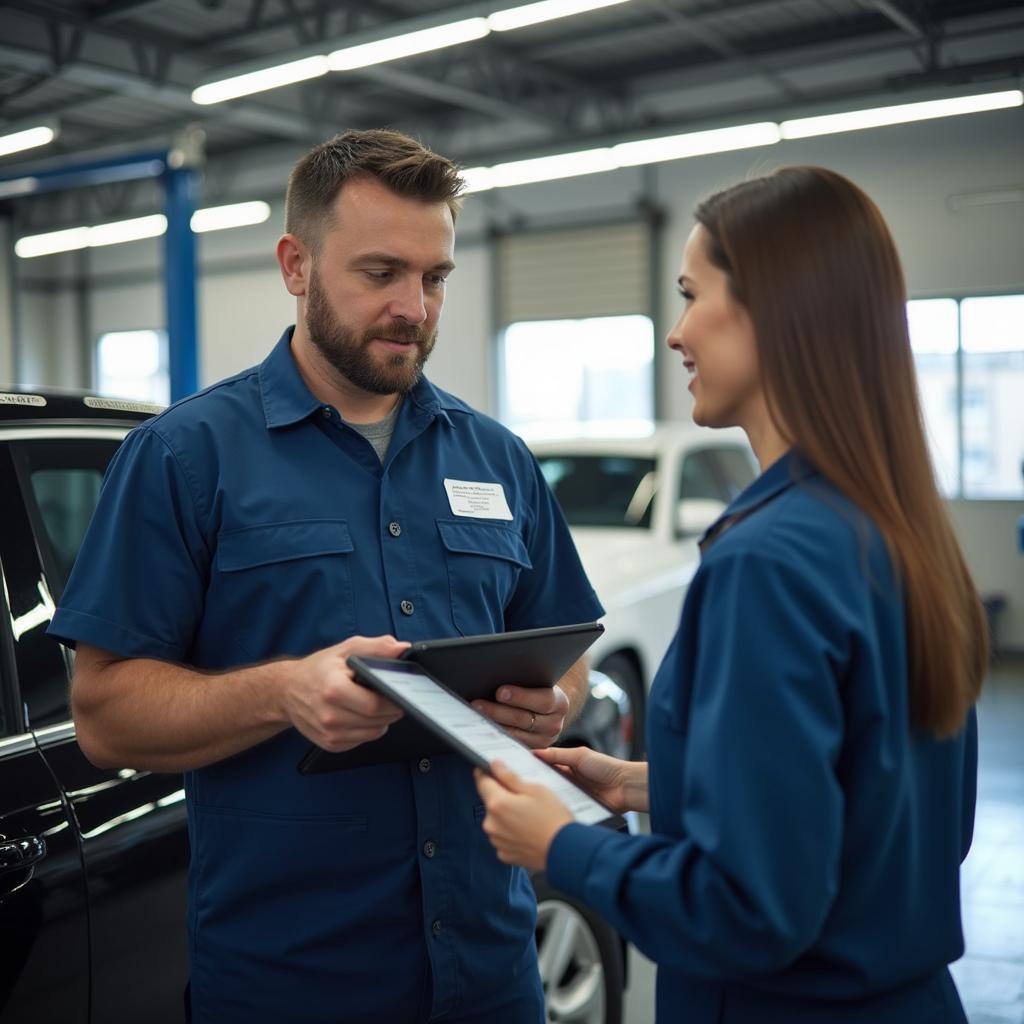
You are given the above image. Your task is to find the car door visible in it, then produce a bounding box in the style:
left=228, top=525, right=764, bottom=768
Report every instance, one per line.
left=2, top=427, right=190, bottom=1024
left=0, top=442, right=90, bottom=1023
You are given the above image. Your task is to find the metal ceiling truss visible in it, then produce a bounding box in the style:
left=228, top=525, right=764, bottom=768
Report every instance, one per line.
left=1, top=0, right=1021, bottom=230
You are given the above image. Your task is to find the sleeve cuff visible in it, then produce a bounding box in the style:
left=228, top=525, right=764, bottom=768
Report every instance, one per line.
left=48, top=607, right=185, bottom=662
left=546, top=820, right=623, bottom=903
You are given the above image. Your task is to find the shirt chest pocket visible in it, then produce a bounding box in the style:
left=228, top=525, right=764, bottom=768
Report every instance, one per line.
left=436, top=519, right=532, bottom=636
left=215, top=520, right=355, bottom=658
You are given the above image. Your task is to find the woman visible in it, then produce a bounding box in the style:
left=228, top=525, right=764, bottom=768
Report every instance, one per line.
left=475, top=166, right=986, bottom=1023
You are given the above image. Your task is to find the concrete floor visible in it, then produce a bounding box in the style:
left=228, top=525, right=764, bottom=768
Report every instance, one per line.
left=622, top=657, right=1024, bottom=1024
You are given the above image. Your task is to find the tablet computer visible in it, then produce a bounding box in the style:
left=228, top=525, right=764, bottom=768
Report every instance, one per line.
left=297, top=621, right=603, bottom=775
left=345, top=655, right=616, bottom=827
left=401, top=621, right=604, bottom=697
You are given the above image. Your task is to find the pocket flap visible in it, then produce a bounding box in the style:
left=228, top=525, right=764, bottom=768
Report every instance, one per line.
left=436, top=519, right=532, bottom=569
left=218, top=520, right=354, bottom=572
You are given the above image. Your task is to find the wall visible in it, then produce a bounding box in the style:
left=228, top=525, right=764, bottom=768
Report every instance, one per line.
left=11, top=104, right=1024, bottom=647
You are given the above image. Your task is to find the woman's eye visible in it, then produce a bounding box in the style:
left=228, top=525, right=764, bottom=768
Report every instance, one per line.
left=678, top=288, right=694, bottom=301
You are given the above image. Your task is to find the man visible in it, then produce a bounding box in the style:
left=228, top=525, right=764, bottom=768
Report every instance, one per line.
left=48, top=129, right=603, bottom=1024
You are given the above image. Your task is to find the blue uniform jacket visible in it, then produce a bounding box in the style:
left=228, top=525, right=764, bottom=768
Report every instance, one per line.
left=547, top=450, right=977, bottom=1023
left=49, top=328, right=603, bottom=1024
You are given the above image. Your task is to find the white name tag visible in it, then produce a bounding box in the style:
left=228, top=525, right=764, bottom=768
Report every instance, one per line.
left=444, top=479, right=513, bottom=521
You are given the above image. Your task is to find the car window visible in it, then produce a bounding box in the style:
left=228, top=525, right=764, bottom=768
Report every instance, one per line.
left=711, top=446, right=758, bottom=500
left=5, top=437, right=123, bottom=728
left=30, top=469, right=104, bottom=588
left=14, top=439, right=119, bottom=597
left=537, top=455, right=658, bottom=528
left=678, top=450, right=728, bottom=503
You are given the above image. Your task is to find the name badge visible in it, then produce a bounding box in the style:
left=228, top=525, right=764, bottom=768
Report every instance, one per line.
left=444, top=479, right=513, bottom=521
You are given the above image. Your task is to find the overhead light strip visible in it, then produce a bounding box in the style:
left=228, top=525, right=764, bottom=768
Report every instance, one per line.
left=779, top=89, right=1023, bottom=138
left=192, top=0, right=635, bottom=104
left=15, top=201, right=272, bottom=259
left=463, top=89, right=1023, bottom=192
left=0, top=124, right=58, bottom=158
left=14, top=88, right=1020, bottom=255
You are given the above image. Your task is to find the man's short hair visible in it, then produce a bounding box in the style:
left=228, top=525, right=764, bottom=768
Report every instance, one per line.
left=285, top=129, right=466, bottom=249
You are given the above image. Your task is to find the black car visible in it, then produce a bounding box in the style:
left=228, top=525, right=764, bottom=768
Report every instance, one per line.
left=0, top=389, right=630, bottom=1024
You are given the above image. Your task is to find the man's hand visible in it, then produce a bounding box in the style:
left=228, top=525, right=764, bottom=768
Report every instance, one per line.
left=472, top=684, right=569, bottom=749
left=474, top=760, right=574, bottom=871
left=284, top=635, right=409, bottom=752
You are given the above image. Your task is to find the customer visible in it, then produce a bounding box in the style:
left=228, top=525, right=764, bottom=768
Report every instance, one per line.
left=476, top=165, right=985, bottom=1024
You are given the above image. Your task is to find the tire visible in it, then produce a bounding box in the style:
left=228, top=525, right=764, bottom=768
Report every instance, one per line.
left=596, top=653, right=644, bottom=759
left=531, top=875, right=624, bottom=1024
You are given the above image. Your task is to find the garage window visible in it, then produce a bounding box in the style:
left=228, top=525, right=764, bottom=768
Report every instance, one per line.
left=908, top=294, right=1024, bottom=499
left=501, top=315, right=654, bottom=439
left=495, top=220, right=655, bottom=439
left=96, top=329, right=169, bottom=404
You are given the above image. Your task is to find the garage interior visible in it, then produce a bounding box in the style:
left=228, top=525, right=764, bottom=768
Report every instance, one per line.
left=1, top=1, right=1022, bottom=1022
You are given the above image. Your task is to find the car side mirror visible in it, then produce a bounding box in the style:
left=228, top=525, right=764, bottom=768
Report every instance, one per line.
left=675, top=498, right=726, bottom=538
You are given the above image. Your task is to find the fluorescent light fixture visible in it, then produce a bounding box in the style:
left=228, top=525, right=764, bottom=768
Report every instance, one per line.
left=192, top=55, right=329, bottom=105
left=16, top=202, right=271, bottom=258
left=461, top=166, right=496, bottom=193
left=191, top=200, right=271, bottom=233
left=0, top=124, right=57, bottom=158
left=489, top=147, right=619, bottom=188
left=463, top=121, right=779, bottom=192
left=780, top=89, right=1023, bottom=138
left=488, top=0, right=632, bottom=32
left=0, top=176, right=40, bottom=199
left=330, top=18, right=489, bottom=70
left=614, top=122, right=780, bottom=165
left=195, top=2, right=636, bottom=103
left=15, top=226, right=91, bottom=258
left=88, top=214, right=168, bottom=248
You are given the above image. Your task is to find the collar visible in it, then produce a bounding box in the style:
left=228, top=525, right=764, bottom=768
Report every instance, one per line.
left=698, top=447, right=818, bottom=548
left=259, top=326, right=458, bottom=430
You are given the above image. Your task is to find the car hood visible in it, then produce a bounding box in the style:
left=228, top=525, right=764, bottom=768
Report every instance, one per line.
left=569, top=527, right=700, bottom=611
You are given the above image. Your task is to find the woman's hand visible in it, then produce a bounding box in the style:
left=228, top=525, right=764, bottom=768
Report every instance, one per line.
left=534, top=746, right=650, bottom=814
left=474, top=761, right=575, bottom=871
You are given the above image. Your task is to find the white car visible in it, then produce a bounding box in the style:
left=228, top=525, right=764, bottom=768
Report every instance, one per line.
left=530, top=425, right=758, bottom=756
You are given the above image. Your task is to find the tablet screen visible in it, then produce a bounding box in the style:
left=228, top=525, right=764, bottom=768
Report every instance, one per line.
left=362, top=661, right=612, bottom=827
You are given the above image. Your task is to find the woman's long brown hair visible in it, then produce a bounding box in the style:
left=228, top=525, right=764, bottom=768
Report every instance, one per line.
left=695, top=166, right=986, bottom=737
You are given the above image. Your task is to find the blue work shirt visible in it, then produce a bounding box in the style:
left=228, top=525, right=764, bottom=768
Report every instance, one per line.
left=548, top=450, right=977, bottom=1023
left=50, top=328, right=603, bottom=1024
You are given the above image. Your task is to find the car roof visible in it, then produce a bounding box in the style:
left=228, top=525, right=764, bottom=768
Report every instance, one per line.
left=527, top=423, right=750, bottom=456
left=0, top=386, right=162, bottom=425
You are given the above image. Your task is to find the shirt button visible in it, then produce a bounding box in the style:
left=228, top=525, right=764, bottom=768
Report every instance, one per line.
left=418, top=758, right=431, bottom=773
left=431, top=920, right=443, bottom=937
left=400, top=600, right=415, bottom=616
left=423, top=840, right=437, bottom=858
left=388, top=521, right=402, bottom=538
left=321, top=407, right=331, bottom=418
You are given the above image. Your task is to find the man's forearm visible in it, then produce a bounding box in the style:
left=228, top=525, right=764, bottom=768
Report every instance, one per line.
left=72, top=650, right=291, bottom=774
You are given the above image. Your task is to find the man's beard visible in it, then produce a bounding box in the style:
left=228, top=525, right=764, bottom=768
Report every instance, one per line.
left=305, top=268, right=436, bottom=396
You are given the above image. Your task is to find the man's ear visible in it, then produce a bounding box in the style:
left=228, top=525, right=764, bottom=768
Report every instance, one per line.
left=276, top=233, right=311, bottom=297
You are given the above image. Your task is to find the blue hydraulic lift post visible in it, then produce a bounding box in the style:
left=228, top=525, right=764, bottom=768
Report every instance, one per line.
left=0, top=148, right=202, bottom=402
left=164, top=166, right=200, bottom=402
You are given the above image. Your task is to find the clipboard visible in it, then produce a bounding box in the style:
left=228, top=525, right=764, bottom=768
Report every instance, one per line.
left=297, top=621, right=603, bottom=774
left=344, top=655, right=617, bottom=828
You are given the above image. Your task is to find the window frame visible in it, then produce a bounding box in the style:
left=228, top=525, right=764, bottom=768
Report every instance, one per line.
left=909, top=291, right=1023, bottom=501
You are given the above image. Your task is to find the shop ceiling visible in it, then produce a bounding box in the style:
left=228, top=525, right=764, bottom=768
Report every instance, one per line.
left=1, top=0, right=1022, bottom=229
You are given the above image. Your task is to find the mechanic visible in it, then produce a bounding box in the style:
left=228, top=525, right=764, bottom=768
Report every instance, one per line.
left=49, top=128, right=602, bottom=1024
left=476, top=166, right=984, bottom=1024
